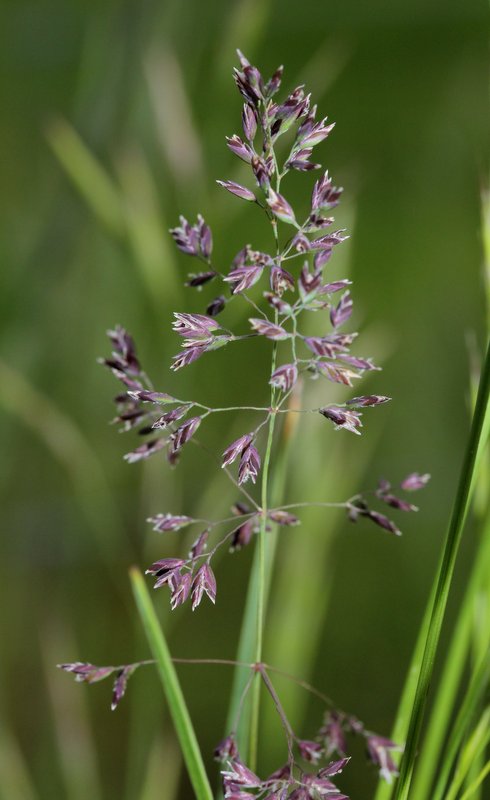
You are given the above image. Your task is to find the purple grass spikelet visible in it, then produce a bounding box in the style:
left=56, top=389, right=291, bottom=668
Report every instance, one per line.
left=319, top=406, right=363, bottom=435
left=191, top=564, right=217, bottom=610
left=401, top=472, right=431, bottom=491
left=222, top=434, right=254, bottom=467
left=270, top=363, right=298, bottom=392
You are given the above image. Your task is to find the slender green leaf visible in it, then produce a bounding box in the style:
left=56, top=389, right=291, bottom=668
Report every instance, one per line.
left=460, top=759, right=490, bottom=800
left=410, top=515, right=490, bottom=798
left=432, top=657, right=490, bottom=800
left=130, top=568, right=213, bottom=800
left=444, top=706, right=490, bottom=800
left=382, top=230, right=490, bottom=800
left=373, top=581, right=436, bottom=800
left=393, top=338, right=490, bottom=800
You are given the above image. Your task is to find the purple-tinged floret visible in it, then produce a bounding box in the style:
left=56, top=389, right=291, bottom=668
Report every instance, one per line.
left=147, top=513, right=193, bottom=532
left=191, top=564, right=217, bottom=610
left=250, top=318, right=289, bottom=340
left=217, top=180, right=256, bottom=202
left=330, top=291, right=353, bottom=329
left=222, top=434, right=254, bottom=468
left=270, top=363, right=298, bottom=393
left=319, top=406, right=363, bottom=435
left=401, top=472, right=431, bottom=491
left=238, top=444, right=261, bottom=485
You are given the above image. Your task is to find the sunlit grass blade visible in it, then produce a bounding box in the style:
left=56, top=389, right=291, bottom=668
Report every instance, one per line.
left=393, top=338, right=490, bottom=800
left=46, top=117, right=125, bottom=236
left=130, top=567, right=213, bottom=800
left=431, top=654, right=490, bottom=800
left=443, top=705, right=490, bottom=800
left=409, top=513, right=490, bottom=798
left=460, top=759, right=490, bottom=800
left=382, top=213, right=490, bottom=800
left=462, top=588, right=490, bottom=799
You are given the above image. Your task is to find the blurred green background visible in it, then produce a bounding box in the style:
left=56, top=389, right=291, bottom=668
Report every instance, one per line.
left=1, top=0, right=489, bottom=797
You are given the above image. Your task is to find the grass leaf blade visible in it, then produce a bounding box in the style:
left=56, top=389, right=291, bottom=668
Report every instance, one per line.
left=130, top=568, right=213, bottom=800
left=393, top=338, right=490, bottom=800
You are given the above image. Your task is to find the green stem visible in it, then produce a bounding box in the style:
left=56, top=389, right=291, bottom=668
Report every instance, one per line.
left=247, top=323, right=280, bottom=768
left=130, top=568, right=213, bottom=800
left=393, top=337, right=490, bottom=800
left=223, top=394, right=293, bottom=768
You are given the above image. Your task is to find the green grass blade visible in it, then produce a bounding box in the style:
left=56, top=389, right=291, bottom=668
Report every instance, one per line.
left=130, top=568, right=213, bottom=800
left=392, top=338, right=490, bottom=800
left=373, top=581, right=436, bottom=800
left=381, top=238, right=490, bottom=800
left=444, top=706, right=490, bottom=800
left=410, top=513, right=490, bottom=798
left=431, top=654, right=490, bottom=800
left=460, top=759, right=490, bottom=800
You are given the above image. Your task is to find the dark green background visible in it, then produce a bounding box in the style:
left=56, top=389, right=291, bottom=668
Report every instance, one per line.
left=1, top=0, right=489, bottom=797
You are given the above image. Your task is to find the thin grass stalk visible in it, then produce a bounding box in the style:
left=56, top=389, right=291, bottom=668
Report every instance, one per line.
left=130, top=568, right=213, bottom=800
left=263, top=430, right=374, bottom=749
left=248, top=343, right=279, bottom=770
left=393, top=337, right=490, bottom=800
left=225, top=403, right=295, bottom=763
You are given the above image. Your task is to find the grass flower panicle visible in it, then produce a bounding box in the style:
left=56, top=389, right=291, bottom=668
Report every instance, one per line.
left=59, top=50, right=434, bottom=797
